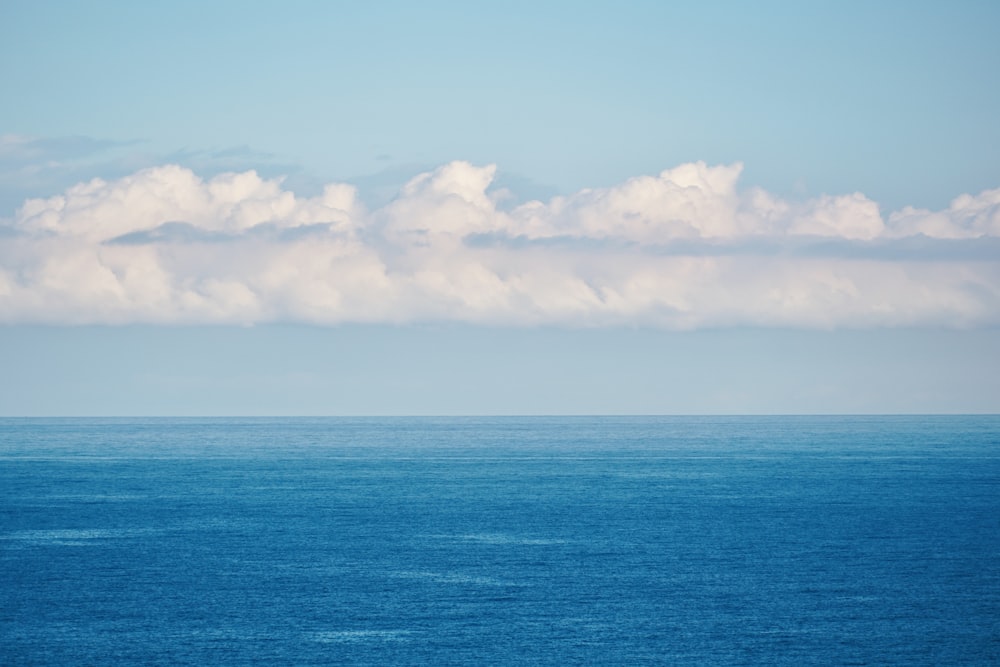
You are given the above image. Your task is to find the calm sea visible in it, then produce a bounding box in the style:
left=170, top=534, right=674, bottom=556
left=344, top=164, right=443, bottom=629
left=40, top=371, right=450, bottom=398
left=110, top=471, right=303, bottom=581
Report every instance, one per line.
left=2, top=416, right=998, bottom=665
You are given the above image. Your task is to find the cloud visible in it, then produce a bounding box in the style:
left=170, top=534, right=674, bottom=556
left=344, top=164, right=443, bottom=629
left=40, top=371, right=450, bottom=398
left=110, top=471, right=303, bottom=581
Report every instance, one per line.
left=1, top=161, right=998, bottom=328
left=0, top=134, right=301, bottom=218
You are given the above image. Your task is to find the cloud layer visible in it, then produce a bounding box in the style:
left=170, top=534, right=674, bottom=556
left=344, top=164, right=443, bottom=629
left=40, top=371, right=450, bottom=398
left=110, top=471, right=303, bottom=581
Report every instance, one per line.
left=1, top=161, right=998, bottom=328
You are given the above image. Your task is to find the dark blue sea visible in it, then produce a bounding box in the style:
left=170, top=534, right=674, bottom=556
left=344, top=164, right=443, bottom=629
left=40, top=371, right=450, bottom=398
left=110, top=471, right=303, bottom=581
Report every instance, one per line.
left=2, top=416, right=998, bottom=665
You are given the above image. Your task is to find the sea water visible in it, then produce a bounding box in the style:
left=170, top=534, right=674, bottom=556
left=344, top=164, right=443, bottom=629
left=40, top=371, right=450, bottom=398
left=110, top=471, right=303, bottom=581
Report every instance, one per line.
left=1, top=416, right=998, bottom=665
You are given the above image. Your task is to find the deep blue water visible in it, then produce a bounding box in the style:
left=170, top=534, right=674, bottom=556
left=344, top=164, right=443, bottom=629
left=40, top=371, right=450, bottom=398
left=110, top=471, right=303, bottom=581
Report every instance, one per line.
left=1, top=416, right=999, bottom=665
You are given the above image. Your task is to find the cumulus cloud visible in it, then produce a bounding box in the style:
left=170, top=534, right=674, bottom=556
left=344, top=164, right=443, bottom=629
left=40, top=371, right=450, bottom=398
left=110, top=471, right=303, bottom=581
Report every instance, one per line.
left=0, top=134, right=303, bottom=220
left=1, top=161, right=998, bottom=328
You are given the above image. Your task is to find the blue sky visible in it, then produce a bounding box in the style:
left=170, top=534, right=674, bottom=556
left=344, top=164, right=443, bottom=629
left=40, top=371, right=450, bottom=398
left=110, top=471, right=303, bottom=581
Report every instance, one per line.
left=1, top=1, right=998, bottom=414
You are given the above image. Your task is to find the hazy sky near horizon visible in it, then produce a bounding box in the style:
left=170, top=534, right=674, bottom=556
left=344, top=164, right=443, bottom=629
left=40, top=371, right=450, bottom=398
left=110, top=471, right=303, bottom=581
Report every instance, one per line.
left=1, top=1, right=998, bottom=414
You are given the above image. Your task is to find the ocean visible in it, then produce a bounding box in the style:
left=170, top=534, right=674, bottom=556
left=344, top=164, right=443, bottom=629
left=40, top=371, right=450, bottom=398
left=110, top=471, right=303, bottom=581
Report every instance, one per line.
left=2, top=416, right=998, bottom=665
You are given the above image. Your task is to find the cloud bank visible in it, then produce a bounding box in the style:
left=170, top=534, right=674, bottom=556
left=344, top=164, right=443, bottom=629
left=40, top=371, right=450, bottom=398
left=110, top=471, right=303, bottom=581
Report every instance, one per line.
left=1, top=161, right=998, bottom=328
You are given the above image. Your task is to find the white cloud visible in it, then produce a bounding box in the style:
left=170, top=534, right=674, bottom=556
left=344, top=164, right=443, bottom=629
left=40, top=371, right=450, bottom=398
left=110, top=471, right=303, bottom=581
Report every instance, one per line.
left=1, top=161, right=998, bottom=328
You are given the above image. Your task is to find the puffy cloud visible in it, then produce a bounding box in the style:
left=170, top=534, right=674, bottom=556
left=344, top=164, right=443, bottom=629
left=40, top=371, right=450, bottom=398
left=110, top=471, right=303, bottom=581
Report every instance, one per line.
left=888, top=187, right=1000, bottom=239
left=0, top=161, right=998, bottom=328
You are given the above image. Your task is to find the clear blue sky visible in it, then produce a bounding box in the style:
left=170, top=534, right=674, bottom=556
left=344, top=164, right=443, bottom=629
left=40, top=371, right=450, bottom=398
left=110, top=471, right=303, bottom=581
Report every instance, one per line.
left=3, top=0, right=998, bottom=208
left=1, top=1, right=998, bottom=414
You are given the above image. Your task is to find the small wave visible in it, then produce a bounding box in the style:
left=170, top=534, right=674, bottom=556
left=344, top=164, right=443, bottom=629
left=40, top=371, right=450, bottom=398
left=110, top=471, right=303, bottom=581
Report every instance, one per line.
left=39, top=493, right=146, bottom=502
left=1, top=528, right=156, bottom=543
left=390, top=570, right=506, bottom=586
left=430, top=532, right=566, bottom=546
left=310, top=630, right=413, bottom=643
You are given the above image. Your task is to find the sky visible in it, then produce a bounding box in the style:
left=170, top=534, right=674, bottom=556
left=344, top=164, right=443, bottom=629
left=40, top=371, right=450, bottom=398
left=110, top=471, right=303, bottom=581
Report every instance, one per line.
left=1, top=1, right=998, bottom=415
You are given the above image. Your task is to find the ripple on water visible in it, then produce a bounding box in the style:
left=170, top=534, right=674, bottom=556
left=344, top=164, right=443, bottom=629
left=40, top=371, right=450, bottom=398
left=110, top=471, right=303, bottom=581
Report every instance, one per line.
left=389, top=570, right=508, bottom=586
left=0, top=528, right=159, bottom=546
left=310, top=630, right=414, bottom=643
left=431, top=532, right=567, bottom=546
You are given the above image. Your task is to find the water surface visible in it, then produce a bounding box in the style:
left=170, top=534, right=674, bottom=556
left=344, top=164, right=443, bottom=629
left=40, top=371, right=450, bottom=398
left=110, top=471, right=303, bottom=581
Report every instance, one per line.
left=2, top=416, right=998, bottom=664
